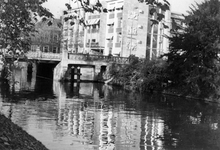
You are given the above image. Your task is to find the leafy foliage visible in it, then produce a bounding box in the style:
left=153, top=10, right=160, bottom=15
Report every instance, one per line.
left=109, top=55, right=168, bottom=92
left=164, top=0, right=220, bottom=97
left=140, top=59, right=168, bottom=92
left=0, top=0, right=53, bottom=87
left=64, top=0, right=170, bottom=27
left=0, top=0, right=53, bottom=55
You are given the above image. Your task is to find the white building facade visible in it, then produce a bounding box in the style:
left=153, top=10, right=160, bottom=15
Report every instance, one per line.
left=62, top=0, right=172, bottom=60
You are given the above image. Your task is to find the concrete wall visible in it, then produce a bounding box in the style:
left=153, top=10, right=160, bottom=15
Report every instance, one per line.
left=12, top=62, right=37, bottom=91
left=53, top=56, right=106, bottom=82
left=80, top=67, right=95, bottom=81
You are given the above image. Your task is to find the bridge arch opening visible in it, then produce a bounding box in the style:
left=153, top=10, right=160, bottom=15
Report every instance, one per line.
left=27, top=63, right=33, bottom=82
left=37, top=62, right=59, bottom=79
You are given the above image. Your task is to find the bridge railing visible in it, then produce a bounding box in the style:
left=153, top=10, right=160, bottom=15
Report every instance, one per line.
left=25, top=51, right=128, bottom=64
left=68, top=53, right=129, bottom=64
left=26, top=52, right=61, bottom=60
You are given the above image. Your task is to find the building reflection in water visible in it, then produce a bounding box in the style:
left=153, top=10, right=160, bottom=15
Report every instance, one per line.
left=0, top=75, right=220, bottom=149
left=143, top=117, right=164, bottom=150
left=53, top=82, right=166, bottom=150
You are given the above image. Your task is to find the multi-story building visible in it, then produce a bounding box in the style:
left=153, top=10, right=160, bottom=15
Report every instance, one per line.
left=62, top=8, right=85, bottom=53
left=84, top=11, right=106, bottom=55
left=62, top=7, right=107, bottom=55
left=104, top=0, right=170, bottom=59
left=170, top=12, right=185, bottom=32
left=31, top=18, right=62, bottom=53
left=62, top=0, right=172, bottom=59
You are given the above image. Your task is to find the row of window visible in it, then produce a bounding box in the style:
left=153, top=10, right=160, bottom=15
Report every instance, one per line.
left=88, top=15, right=100, bottom=20
left=109, top=12, right=123, bottom=19
left=86, top=42, right=99, bottom=48
left=31, top=45, right=60, bottom=53
left=87, top=29, right=99, bottom=33
left=32, top=34, right=59, bottom=42
left=107, top=42, right=121, bottom=48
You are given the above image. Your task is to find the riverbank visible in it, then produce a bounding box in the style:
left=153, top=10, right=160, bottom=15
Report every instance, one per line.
left=0, top=114, right=49, bottom=150
left=107, top=77, right=220, bottom=104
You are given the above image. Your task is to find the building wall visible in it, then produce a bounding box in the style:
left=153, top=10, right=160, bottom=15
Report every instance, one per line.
left=122, top=0, right=150, bottom=58
left=31, top=19, right=62, bottom=53
left=62, top=8, right=85, bottom=53
left=105, top=0, right=170, bottom=59
left=63, top=6, right=108, bottom=55
left=61, top=1, right=172, bottom=59
left=84, top=13, right=103, bottom=54
left=99, top=2, right=108, bottom=52
left=104, top=0, right=124, bottom=56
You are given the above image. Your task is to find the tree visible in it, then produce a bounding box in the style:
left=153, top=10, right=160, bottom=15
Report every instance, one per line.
left=0, top=0, right=53, bottom=89
left=0, top=0, right=53, bottom=53
left=164, top=0, right=220, bottom=97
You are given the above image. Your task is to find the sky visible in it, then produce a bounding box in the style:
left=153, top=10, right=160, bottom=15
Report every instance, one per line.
left=43, top=0, right=205, bottom=18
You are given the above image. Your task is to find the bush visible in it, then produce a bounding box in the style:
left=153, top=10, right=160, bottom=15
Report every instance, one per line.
left=108, top=55, right=168, bottom=92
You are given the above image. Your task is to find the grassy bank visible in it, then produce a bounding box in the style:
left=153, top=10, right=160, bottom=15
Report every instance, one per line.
left=0, top=114, right=48, bottom=150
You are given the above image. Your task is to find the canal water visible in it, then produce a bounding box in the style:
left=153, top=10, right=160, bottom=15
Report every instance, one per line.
left=0, top=78, right=220, bottom=150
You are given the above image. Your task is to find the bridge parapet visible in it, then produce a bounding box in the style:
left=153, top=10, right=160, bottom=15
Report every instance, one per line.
left=110, top=56, right=129, bottom=64
left=68, top=53, right=128, bottom=64
left=25, top=52, right=128, bottom=64
left=26, top=52, right=61, bottom=61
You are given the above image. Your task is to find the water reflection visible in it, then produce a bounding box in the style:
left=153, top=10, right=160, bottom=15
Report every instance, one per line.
left=0, top=78, right=220, bottom=150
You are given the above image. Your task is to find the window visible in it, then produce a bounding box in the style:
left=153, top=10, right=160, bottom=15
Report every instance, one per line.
left=53, top=34, right=58, bottom=41
left=31, top=45, right=38, bottom=51
left=43, top=46, right=49, bottom=52
left=117, top=18, right=122, bottom=28
left=88, top=15, right=100, bottom=19
left=92, top=39, right=96, bottom=43
left=117, top=12, right=122, bottom=18
left=109, top=13, right=115, bottom=19
left=115, top=43, right=121, bottom=47
left=108, top=27, right=114, bottom=33
left=53, top=46, right=58, bottom=53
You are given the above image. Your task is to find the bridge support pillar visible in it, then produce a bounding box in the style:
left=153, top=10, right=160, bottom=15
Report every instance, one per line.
left=54, top=48, right=69, bottom=81
left=71, top=66, right=81, bottom=82
left=94, top=65, right=101, bottom=81
left=31, top=62, right=37, bottom=81
left=76, top=66, right=81, bottom=82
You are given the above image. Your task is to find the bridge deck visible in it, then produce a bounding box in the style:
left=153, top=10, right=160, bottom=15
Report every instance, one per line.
left=25, top=52, right=129, bottom=64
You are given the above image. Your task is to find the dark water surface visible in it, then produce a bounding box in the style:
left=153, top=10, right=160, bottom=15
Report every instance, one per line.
left=0, top=79, right=220, bottom=150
